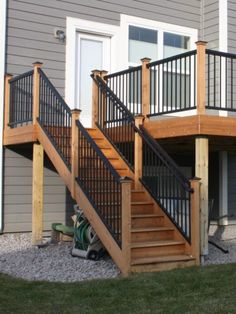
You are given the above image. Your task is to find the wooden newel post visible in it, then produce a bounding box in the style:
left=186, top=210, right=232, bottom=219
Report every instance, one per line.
left=141, top=57, right=151, bottom=118
left=91, top=69, right=101, bottom=128
left=134, top=115, right=145, bottom=189
left=189, top=177, right=201, bottom=265
left=121, top=177, right=132, bottom=276
left=4, top=74, right=13, bottom=130
left=33, top=61, right=43, bottom=125
left=71, top=109, right=81, bottom=198
left=196, top=41, right=207, bottom=115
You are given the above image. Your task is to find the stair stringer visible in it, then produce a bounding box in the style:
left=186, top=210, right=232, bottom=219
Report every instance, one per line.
left=36, top=123, right=128, bottom=275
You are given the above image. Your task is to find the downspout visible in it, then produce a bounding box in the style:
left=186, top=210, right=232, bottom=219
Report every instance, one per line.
left=0, top=0, right=7, bottom=233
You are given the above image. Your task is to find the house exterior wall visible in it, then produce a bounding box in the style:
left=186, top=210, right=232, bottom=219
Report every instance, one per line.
left=6, top=0, right=201, bottom=96
left=3, top=147, right=74, bottom=232
left=228, top=0, right=236, bottom=53
left=203, top=0, right=219, bottom=49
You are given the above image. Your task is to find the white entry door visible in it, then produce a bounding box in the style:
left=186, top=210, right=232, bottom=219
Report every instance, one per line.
left=76, top=33, right=110, bottom=127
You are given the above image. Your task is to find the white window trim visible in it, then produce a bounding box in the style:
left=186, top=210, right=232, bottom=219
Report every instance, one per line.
left=120, top=14, right=198, bottom=68
left=65, top=17, right=119, bottom=108
left=0, top=0, right=7, bottom=233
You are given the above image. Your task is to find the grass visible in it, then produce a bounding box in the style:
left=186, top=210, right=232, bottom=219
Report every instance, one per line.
left=1, top=264, right=236, bottom=314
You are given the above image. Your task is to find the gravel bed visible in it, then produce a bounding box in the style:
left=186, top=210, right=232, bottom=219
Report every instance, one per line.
left=1, top=232, right=236, bottom=282
left=0, top=233, right=120, bottom=282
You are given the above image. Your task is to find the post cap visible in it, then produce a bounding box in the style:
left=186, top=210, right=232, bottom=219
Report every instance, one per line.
left=33, top=61, right=43, bottom=67
left=120, top=176, right=133, bottom=183
left=91, top=69, right=101, bottom=74
left=5, top=73, right=13, bottom=79
left=71, top=108, right=82, bottom=114
left=141, top=57, right=151, bottom=63
left=195, top=41, right=208, bottom=46
left=190, top=176, right=201, bottom=181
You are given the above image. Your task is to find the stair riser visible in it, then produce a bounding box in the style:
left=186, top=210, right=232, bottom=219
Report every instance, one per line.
left=131, top=204, right=154, bottom=214
left=131, top=192, right=147, bottom=202
left=131, top=244, right=185, bottom=259
left=131, top=230, right=174, bottom=242
left=131, top=217, right=164, bottom=228
left=131, top=259, right=196, bottom=273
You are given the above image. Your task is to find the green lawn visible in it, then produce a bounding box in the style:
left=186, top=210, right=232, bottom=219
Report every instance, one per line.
left=1, top=264, right=236, bottom=314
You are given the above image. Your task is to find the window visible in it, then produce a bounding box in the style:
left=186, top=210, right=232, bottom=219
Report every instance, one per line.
left=129, top=26, right=158, bottom=65
left=164, top=32, right=190, bottom=58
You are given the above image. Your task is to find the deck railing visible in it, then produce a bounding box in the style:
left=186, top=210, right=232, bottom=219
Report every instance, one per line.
left=38, top=69, right=72, bottom=169
left=206, top=49, right=236, bottom=111
left=8, top=70, right=34, bottom=127
left=147, top=50, right=197, bottom=116
left=104, top=66, right=142, bottom=115
left=76, top=119, right=123, bottom=246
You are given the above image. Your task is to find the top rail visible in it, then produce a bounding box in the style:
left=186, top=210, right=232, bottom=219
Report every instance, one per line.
left=104, top=65, right=142, bottom=80
left=147, top=50, right=197, bottom=68
left=9, top=70, right=34, bottom=83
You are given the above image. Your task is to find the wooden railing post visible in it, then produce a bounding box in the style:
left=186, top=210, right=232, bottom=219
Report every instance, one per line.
left=189, top=178, right=201, bottom=265
left=196, top=41, right=207, bottom=115
left=121, top=177, right=132, bottom=276
left=4, top=74, right=13, bottom=130
left=91, top=69, right=101, bottom=128
left=33, top=61, right=43, bottom=125
left=134, top=115, right=145, bottom=189
left=141, top=57, right=151, bottom=117
left=71, top=109, right=81, bottom=198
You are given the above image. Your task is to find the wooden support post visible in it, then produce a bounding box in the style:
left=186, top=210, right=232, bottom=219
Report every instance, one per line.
left=190, top=178, right=201, bottom=265
left=134, top=115, right=145, bottom=189
left=100, top=70, right=108, bottom=81
left=195, top=136, right=209, bottom=258
left=32, top=143, right=44, bottom=245
left=71, top=109, right=81, bottom=199
left=196, top=41, right=207, bottom=115
left=141, top=57, right=151, bottom=118
left=4, top=74, right=13, bottom=130
left=121, top=177, right=132, bottom=276
left=33, top=62, right=43, bottom=125
left=91, top=69, right=101, bottom=128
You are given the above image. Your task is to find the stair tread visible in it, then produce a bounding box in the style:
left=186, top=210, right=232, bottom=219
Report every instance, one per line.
left=131, top=201, right=154, bottom=205
left=131, top=240, right=184, bottom=248
left=131, top=255, right=195, bottom=266
left=132, top=214, right=163, bottom=218
left=131, top=227, right=174, bottom=233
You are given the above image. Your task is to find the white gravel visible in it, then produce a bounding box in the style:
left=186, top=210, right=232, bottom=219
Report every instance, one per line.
left=1, top=232, right=236, bottom=282
left=0, top=233, right=120, bottom=282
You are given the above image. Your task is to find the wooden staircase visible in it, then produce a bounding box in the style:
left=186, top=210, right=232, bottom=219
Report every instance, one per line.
left=86, top=127, right=197, bottom=273
left=3, top=65, right=200, bottom=276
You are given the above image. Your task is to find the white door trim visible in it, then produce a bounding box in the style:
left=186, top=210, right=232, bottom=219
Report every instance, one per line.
left=0, top=0, right=7, bottom=233
left=65, top=17, right=119, bottom=109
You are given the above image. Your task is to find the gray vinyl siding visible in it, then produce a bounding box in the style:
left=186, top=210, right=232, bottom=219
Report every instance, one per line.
left=228, top=0, right=236, bottom=53
left=203, top=0, right=219, bottom=49
left=3, top=147, right=74, bottom=233
left=6, top=0, right=200, bottom=96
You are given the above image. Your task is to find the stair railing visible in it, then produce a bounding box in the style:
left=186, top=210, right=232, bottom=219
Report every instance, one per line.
left=76, top=119, right=131, bottom=250
left=93, top=73, right=200, bottom=248
left=37, top=68, right=72, bottom=169
left=93, top=74, right=137, bottom=170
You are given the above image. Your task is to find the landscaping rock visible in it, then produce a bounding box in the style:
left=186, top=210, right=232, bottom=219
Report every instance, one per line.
left=0, top=233, right=120, bottom=282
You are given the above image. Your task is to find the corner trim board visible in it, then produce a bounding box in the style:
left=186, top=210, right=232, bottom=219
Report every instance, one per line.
left=0, top=0, right=7, bottom=233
